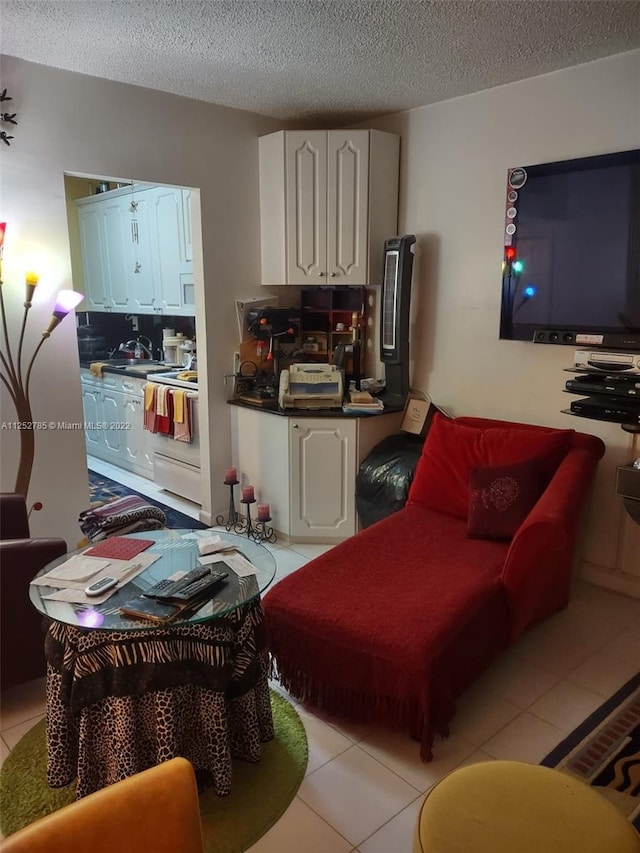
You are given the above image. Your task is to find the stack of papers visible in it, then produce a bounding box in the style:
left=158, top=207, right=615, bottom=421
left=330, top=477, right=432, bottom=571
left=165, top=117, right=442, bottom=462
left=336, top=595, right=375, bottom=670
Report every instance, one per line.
left=342, top=390, right=384, bottom=415
left=31, top=553, right=158, bottom=605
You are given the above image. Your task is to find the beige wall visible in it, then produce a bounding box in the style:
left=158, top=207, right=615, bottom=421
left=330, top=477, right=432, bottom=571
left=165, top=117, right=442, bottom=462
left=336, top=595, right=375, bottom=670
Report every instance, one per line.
left=0, top=55, right=282, bottom=546
left=365, top=50, right=640, bottom=592
left=2, top=52, right=638, bottom=590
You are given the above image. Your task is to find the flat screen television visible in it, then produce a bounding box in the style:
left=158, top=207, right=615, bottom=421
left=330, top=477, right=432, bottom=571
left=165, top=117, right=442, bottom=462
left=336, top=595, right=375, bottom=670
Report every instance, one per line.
left=499, top=148, right=640, bottom=350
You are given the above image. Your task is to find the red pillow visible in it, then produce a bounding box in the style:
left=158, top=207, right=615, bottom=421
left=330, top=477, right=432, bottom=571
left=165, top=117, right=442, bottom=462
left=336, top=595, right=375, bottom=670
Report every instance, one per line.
left=467, top=457, right=541, bottom=540
left=407, top=413, right=573, bottom=519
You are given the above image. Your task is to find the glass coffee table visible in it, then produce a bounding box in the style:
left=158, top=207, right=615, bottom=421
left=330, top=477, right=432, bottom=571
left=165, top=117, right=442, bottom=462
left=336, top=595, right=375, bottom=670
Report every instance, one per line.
left=30, top=528, right=276, bottom=630
left=32, top=530, right=277, bottom=799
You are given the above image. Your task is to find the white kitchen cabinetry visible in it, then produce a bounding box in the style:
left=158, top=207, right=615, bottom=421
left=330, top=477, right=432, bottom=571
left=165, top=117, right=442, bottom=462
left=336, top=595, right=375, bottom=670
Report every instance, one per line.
left=259, top=129, right=399, bottom=286
left=80, top=371, right=153, bottom=477
left=230, top=407, right=403, bottom=542
left=75, top=186, right=194, bottom=316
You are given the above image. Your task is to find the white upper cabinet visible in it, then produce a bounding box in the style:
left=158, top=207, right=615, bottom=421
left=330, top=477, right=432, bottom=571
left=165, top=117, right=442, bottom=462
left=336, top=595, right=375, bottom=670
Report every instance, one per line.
left=259, top=129, right=399, bottom=286
left=75, top=185, right=194, bottom=316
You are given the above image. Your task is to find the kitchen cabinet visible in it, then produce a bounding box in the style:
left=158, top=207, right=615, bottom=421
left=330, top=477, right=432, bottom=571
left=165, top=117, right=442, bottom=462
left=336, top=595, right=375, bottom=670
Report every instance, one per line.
left=230, top=406, right=403, bottom=542
left=259, top=129, right=399, bottom=286
left=80, top=371, right=153, bottom=477
left=75, top=186, right=194, bottom=316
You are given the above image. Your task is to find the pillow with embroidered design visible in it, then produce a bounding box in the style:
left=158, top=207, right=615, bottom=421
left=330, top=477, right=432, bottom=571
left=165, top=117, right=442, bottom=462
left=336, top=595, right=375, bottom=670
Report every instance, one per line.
left=467, top=456, right=542, bottom=540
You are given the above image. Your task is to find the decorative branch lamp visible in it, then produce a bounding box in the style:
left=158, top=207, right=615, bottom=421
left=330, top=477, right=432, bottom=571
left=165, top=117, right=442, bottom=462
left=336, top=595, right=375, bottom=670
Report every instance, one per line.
left=0, top=223, right=84, bottom=495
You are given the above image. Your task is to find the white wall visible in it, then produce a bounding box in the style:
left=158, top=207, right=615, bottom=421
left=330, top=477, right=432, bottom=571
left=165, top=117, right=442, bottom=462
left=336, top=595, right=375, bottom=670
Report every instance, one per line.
left=365, top=51, right=640, bottom=592
left=0, top=55, right=282, bottom=546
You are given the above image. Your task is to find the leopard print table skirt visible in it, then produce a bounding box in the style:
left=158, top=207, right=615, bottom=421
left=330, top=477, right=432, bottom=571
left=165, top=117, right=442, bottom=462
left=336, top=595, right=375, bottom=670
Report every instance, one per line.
left=45, top=599, right=274, bottom=799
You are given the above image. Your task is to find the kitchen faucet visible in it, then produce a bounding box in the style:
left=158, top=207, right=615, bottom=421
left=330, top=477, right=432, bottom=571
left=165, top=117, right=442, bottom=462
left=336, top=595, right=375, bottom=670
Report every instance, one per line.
left=120, top=336, right=153, bottom=358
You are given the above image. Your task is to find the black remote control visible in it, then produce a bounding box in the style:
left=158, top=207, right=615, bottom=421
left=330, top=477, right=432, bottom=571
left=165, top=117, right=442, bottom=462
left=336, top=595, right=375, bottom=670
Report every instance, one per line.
left=164, top=569, right=228, bottom=603
left=143, top=566, right=210, bottom=600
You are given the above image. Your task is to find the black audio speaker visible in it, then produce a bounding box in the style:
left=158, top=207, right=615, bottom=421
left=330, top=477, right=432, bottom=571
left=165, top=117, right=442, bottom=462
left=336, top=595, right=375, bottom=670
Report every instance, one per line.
left=533, top=329, right=577, bottom=345
left=380, top=235, right=416, bottom=405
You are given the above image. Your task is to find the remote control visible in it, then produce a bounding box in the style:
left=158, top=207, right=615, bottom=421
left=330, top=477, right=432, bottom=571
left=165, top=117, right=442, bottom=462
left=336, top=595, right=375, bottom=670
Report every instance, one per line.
left=143, top=566, right=211, bottom=600
left=85, top=576, right=118, bottom=597
left=164, top=569, right=228, bottom=603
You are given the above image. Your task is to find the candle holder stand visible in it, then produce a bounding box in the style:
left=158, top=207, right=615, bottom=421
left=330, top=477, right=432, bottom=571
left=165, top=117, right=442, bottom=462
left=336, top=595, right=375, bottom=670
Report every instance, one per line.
left=215, top=480, right=241, bottom=532
left=215, top=480, right=277, bottom=543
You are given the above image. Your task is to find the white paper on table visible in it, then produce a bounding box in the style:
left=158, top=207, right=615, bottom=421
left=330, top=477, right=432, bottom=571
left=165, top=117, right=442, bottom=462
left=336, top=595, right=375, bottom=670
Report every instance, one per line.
left=35, top=554, right=159, bottom=596
left=42, top=555, right=111, bottom=582
left=197, top=534, right=235, bottom=556
left=208, top=552, right=257, bottom=577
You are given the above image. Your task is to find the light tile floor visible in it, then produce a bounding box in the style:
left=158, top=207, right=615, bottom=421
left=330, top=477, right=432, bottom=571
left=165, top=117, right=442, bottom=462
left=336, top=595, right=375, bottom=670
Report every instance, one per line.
left=2, top=460, right=639, bottom=852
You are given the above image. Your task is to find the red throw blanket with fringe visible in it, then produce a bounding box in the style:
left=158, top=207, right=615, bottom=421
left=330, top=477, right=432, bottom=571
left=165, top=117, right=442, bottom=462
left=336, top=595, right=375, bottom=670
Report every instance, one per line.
left=264, top=504, right=511, bottom=760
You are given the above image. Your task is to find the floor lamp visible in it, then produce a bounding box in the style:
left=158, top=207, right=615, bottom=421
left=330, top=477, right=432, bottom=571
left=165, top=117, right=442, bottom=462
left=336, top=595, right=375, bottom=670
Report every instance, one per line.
left=0, top=222, right=84, bottom=496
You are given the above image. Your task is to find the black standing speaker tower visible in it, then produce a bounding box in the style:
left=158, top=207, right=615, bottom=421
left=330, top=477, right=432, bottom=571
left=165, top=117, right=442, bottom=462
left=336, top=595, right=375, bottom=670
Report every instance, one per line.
left=380, top=235, right=416, bottom=406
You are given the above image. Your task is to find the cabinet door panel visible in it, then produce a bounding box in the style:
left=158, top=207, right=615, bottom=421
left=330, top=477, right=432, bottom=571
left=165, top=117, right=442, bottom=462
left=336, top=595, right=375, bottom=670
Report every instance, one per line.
left=81, top=385, right=103, bottom=454
left=152, top=188, right=184, bottom=313
left=101, top=199, right=132, bottom=311
left=327, top=131, right=370, bottom=284
left=290, top=419, right=356, bottom=537
left=100, top=391, right=125, bottom=458
left=285, top=132, right=327, bottom=285
left=77, top=206, right=108, bottom=310
left=128, top=193, right=158, bottom=313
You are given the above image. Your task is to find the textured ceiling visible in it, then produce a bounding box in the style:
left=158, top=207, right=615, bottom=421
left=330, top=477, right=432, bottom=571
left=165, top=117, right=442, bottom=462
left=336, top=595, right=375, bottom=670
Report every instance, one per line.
left=1, top=1, right=639, bottom=124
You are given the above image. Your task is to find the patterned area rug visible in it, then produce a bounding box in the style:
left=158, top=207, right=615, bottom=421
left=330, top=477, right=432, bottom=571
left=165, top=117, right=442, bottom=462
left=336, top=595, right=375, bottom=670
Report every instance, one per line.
left=88, top=469, right=208, bottom=530
left=542, top=671, right=640, bottom=831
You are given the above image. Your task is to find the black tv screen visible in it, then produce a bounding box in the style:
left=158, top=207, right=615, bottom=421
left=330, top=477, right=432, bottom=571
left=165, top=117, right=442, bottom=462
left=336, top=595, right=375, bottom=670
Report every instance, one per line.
left=499, top=148, right=640, bottom=350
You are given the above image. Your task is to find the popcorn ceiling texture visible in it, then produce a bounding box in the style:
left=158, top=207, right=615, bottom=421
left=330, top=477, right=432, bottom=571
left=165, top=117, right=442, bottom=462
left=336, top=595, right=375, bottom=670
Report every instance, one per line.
left=2, top=0, right=639, bottom=123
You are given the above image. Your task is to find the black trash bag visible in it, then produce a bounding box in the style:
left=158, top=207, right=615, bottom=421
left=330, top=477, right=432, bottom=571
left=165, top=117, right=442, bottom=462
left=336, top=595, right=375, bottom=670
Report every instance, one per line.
left=355, top=432, right=425, bottom=528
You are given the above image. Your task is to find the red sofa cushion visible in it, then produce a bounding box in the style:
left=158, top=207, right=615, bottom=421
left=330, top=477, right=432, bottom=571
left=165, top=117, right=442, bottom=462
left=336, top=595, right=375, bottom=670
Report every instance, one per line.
left=407, top=414, right=574, bottom=519
left=467, top=456, right=542, bottom=540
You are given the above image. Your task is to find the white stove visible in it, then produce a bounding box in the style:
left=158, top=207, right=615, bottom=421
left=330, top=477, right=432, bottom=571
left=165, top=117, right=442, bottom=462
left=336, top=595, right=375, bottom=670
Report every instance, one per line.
left=151, top=371, right=198, bottom=391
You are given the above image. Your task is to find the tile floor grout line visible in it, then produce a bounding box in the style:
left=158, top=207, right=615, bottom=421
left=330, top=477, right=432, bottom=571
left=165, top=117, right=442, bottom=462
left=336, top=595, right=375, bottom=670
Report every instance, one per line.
left=289, top=792, right=358, bottom=850
left=354, top=790, right=425, bottom=850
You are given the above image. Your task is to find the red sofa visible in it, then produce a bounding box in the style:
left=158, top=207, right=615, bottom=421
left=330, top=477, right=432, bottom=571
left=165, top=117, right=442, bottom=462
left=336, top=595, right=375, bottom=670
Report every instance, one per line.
left=264, top=415, right=605, bottom=760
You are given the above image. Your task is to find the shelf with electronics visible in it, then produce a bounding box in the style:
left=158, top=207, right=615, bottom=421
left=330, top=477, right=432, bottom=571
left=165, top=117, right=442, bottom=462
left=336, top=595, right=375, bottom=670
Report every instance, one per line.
left=560, top=357, right=640, bottom=433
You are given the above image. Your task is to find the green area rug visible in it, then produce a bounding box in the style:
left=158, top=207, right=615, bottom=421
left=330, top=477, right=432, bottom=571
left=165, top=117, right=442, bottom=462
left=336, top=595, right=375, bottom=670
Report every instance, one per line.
left=0, top=690, right=307, bottom=852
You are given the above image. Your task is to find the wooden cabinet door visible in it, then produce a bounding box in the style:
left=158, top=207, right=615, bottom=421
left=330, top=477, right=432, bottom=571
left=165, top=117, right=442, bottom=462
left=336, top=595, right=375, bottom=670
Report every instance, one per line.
left=327, top=131, right=370, bottom=285
left=101, top=197, right=131, bottom=312
left=127, top=192, right=158, bottom=313
left=289, top=418, right=356, bottom=538
left=100, top=390, right=126, bottom=460
left=81, top=383, right=104, bottom=456
left=151, top=187, right=186, bottom=314
left=285, top=131, right=327, bottom=285
left=77, top=205, right=109, bottom=311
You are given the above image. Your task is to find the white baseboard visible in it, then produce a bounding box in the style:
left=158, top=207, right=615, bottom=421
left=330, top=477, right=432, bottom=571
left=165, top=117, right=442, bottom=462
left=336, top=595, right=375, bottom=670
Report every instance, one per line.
left=579, top=560, right=640, bottom=599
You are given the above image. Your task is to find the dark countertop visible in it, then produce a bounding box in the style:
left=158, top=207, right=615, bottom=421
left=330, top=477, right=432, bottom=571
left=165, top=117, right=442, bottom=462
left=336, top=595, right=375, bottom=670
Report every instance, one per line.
left=79, top=360, right=172, bottom=380
left=227, top=397, right=405, bottom=418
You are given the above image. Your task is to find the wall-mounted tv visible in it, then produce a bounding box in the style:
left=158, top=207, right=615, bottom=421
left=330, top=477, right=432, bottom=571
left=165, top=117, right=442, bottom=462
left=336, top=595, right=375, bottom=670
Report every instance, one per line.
left=499, top=148, right=640, bottom=351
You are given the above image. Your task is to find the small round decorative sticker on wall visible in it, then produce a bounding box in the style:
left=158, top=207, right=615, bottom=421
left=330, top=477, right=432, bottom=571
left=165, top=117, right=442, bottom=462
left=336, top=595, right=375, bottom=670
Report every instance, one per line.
left=509, top=167, right=527, bottom=189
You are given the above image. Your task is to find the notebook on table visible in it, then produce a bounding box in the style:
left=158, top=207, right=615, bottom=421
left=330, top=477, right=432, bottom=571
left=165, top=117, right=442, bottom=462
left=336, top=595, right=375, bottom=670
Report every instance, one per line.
left=84, top=537, right=155, bottom=561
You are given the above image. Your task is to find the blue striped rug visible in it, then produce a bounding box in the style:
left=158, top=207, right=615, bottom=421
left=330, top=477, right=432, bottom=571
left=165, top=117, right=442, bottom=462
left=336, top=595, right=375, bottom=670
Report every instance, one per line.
left=542, top=671, right=640, bottom=831
left=88, top=469, right=208, bottom=531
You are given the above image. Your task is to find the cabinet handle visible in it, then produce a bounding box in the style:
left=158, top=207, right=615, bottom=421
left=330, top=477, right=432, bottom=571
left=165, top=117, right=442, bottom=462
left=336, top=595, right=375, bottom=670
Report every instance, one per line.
left=292, top=423, right=299, bottom=428
left=318, top=272, right=325, bottom=277
left=330, top=272, right=337, bottom=277
left=134, top=262, right=141, bottom=274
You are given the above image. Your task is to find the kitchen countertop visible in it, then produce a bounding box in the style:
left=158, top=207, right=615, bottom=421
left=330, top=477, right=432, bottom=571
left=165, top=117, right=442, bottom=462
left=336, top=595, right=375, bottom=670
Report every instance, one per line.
left=227, top=397, right=405, bottom=418
left=79, top=360, right=178, bottom=380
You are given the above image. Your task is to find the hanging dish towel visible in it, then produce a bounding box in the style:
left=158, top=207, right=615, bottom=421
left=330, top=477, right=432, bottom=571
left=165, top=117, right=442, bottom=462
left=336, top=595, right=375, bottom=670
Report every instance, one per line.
left=155, top=385, right=174, bottom=435
left=172, top=390, right=193, bottom=443
left=89, top=362, right=108, bottom=378
left=143, top=382, right=158, bottom=433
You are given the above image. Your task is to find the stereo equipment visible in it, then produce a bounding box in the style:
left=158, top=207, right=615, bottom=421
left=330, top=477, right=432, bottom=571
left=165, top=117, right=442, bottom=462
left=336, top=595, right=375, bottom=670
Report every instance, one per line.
left=573, top=350, right=640, bottom=375
left=565, top=375, right=640, bottom=398
left=569, top=396, right=640, bottom=424
left=380, top=235, right=416, bottom=405
left=534, top=329, right=640, bottom=349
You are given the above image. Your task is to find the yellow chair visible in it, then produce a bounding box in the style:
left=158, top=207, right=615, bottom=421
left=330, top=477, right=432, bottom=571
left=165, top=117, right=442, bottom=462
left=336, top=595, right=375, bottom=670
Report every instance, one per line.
left=413, top=760, right=640, bottom=853
left=1, top=757, right=204, bottom=853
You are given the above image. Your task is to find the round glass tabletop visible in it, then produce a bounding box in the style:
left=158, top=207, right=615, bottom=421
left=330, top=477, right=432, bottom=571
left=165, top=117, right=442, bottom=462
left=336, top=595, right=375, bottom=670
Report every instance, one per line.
left=29, top=529, right=277, bottom=632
